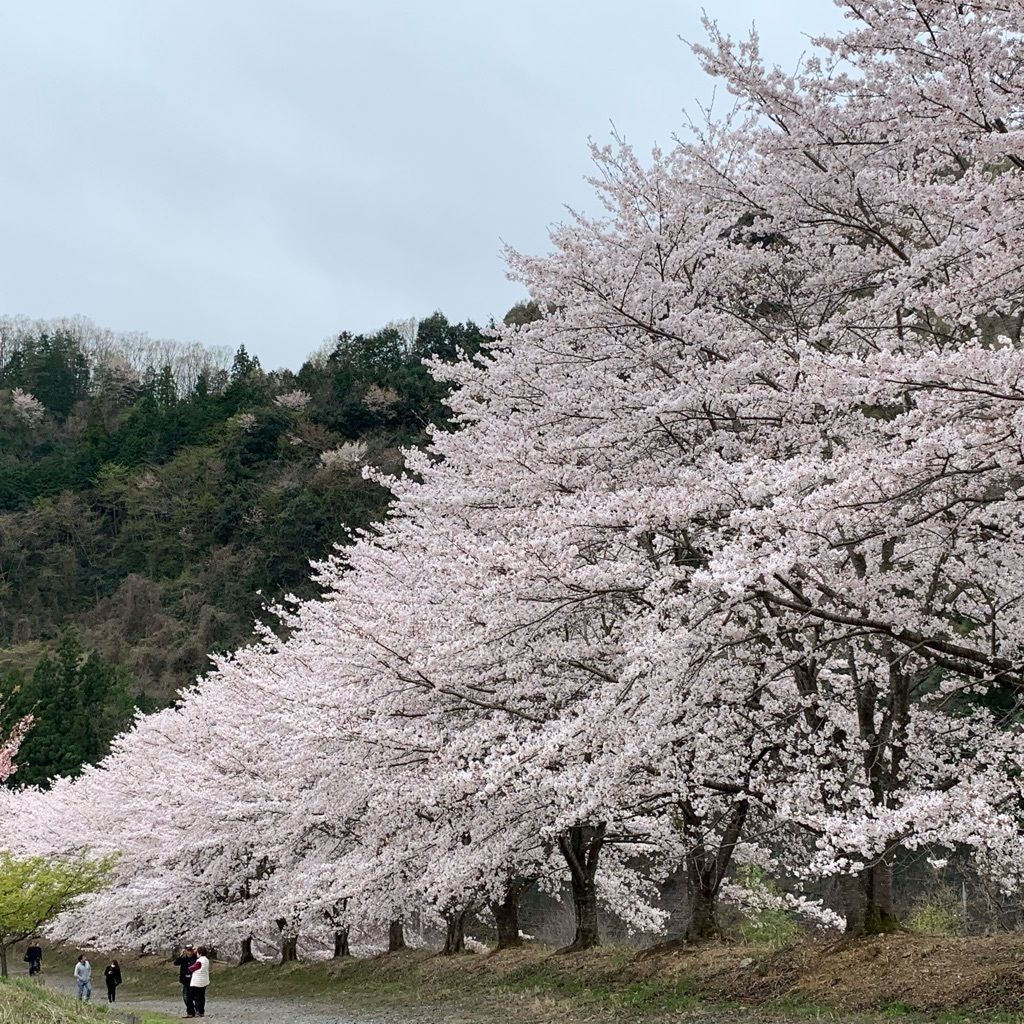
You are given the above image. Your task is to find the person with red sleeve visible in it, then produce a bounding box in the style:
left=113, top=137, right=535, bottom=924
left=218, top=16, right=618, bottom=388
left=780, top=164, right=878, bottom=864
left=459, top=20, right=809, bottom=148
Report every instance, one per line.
left=186, top=946, right=211, bottom=1018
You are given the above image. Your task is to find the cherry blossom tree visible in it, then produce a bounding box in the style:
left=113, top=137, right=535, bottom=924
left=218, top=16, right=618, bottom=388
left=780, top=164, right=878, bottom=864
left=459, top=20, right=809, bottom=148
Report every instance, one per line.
left=9, top=388, right=45, bottom=427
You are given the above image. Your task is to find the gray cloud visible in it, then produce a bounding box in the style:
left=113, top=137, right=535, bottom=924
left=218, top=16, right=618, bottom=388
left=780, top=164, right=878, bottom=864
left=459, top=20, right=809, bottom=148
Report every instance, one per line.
left=0, top=0, right=841, bottom=367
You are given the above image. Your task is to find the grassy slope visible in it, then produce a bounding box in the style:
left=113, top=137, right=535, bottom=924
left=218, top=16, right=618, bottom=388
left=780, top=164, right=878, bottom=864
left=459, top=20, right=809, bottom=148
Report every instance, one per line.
left=70, top=936, right=1024, bottom=1023
left=0, top=979, right=173, bottom=1024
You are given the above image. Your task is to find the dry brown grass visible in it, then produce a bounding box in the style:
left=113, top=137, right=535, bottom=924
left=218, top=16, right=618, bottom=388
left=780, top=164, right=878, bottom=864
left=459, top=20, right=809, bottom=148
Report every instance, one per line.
left=45, top=934, right=1024, bottom=1020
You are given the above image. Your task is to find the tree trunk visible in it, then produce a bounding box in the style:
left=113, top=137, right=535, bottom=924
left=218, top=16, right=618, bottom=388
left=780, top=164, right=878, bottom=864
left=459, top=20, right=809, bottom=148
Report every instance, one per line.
left=556, top=824, right=605, bottom=953
left=841, top=858, right=900, bottom=936
left=442, top=909, right=467, bottom=955
left=239, top=937, right=255, bottom=964
left=839, top=873, right=866, bottom=935
left=276, top=917, right=299, bottom=961
left=327, top=898, right=350, bottom=956
left=0, top=944, right=7, bottom=979
left=684, top=876, right=720, bottom=943
left=686, top=800, right=747, bottom=943
left=490, top=881, right=528, bottom=950
left=864, top=857, right=899, bottom=934
left=650, top=800, right=747, bottom=950
left=387, top=918, right=406, bottom=952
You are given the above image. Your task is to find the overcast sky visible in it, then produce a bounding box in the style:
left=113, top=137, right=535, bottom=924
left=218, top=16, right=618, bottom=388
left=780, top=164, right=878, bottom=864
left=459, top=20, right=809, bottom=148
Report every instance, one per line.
left=0, top=1, right=844, bottom=368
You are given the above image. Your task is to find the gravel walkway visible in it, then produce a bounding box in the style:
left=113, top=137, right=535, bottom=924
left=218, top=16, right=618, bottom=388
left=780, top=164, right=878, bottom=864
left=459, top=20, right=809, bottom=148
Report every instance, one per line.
left=43, top=976, right=502, bottom=1024
left=124, top=995, right=408, bottom=1023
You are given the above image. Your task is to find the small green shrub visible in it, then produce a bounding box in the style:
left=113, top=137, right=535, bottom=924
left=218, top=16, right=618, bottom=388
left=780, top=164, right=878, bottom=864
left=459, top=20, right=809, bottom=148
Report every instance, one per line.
left=737, top=907, right=801, bottom=948
left=884, top=1001, right=913, bottom=1017
left=907, top=903, right=962, bottom=937
left=733, top=866, right=802, bottom=949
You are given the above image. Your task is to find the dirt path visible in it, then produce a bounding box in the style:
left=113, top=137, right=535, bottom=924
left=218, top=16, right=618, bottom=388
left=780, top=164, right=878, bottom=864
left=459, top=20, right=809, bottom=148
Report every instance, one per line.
left=119, top=998, right=742, bottom=1024
left=124, top=994, right=409, bottom=1023
left=43, top=975, right=511, bottom=1024
left=130, top=994, right=516, bottom=1024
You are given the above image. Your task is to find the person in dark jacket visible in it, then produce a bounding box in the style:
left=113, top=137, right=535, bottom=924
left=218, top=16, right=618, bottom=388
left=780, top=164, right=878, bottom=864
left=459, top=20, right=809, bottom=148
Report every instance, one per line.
left=104, top=959, right=122, bottom=1002
left=24, top=944, right=42, bottom=975
left=172, top=945, right=197, bottom=1017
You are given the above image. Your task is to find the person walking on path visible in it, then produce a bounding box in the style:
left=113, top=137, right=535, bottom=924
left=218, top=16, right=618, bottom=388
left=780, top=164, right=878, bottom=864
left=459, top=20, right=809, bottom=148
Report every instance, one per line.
left=24, top=943, right=42, bottom=975
left=173, top=945, right=198, bottom=1018
left=104, top=959, right=122, bottom=1003
left=73, top=955, right=92, bottom=1001
left=186, top=946, right=211, bottom=1018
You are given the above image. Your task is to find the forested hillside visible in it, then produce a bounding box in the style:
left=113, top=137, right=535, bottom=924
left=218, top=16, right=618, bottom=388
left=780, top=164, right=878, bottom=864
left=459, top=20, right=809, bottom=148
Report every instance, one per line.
left=0, top=311, right=499, bottom=784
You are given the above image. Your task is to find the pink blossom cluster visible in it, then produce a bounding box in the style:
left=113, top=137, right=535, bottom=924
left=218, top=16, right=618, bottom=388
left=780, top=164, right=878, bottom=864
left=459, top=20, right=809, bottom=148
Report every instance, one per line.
left=274, top=390, right=311, bottom=411
left=9, top=388, right=45, bottom=427
left=0, top=716, right=32, bottom=785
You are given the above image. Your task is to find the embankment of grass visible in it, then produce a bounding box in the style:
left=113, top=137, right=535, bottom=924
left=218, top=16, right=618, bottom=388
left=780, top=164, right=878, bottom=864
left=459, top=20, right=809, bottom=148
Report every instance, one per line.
left=64, top=934, right=1024, bottom=1022
left=0, top=978, right=174, bottom=1024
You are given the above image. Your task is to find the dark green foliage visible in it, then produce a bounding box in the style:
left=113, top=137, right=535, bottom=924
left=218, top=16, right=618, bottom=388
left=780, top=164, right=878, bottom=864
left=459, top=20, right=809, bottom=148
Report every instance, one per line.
left=0, top=331, right=90, bottom=420
left=0, top=312, right=489, bottom=764
left=1, top=631, right=135, bottom=787
left=296, top=313, right=485, bottom=443
left=503, top=300, right=542, bottom=327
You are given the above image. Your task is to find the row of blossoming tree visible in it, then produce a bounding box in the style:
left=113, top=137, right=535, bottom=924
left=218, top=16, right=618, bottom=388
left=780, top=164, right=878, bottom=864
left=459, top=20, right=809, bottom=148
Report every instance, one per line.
left=5, top=0, right=1024, bottom=957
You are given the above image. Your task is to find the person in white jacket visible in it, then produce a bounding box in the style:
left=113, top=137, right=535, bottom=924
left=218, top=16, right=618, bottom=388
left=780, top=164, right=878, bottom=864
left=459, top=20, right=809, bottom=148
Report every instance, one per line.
left=73, top=955, right=92, bottom=1001
left=186, top=946, right=211, bottom=1018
